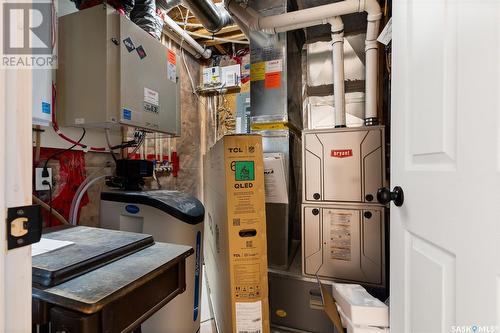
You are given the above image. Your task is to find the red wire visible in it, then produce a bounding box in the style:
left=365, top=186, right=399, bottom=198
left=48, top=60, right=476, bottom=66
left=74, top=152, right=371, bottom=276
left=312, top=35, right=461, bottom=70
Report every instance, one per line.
left=51, top=84, right=107, bottom=152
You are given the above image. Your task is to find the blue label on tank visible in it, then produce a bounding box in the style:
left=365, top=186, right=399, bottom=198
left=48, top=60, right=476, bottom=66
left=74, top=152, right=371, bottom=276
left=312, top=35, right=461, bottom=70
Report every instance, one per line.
left=42, top=102, right=51, bottom=115
left=122, top=108, right=132, bottom=120
left=125, top=205, right=140, bottom=214
left=193, top=231, right=201, bottom=321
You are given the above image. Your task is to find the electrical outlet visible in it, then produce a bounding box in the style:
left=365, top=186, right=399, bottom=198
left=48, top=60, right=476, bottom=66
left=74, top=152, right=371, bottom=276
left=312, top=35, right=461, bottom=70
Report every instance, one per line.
left=35, top=168, right=52, bottom=191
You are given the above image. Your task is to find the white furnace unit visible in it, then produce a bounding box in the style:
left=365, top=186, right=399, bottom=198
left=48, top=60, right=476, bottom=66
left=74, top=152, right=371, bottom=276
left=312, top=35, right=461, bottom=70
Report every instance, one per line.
left=57, top=5, right=180, bottom=135
left=302, top=126, right=385, bottom=204
left=302, top=204, right=385, bottom=287
left=100, top=190, right=204, bottom=333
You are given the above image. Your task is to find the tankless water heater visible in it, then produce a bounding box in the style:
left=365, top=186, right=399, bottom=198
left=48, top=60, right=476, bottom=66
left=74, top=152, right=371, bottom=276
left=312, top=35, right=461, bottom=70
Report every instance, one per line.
left=57, top=5, right=180, bottom=135
left=302, top=126, right=385, bottom=204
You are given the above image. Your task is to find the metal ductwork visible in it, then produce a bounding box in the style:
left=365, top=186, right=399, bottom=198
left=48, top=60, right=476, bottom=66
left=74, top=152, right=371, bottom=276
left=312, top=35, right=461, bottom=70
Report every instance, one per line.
left=156, top=0, right=182, bottom=12
left=182, top=0, right=232, bottom=33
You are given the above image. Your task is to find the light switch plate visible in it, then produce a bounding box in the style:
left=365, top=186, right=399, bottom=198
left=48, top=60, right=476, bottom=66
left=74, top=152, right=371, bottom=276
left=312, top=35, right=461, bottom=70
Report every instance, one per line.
left=35, top=167, right=52, bottom=191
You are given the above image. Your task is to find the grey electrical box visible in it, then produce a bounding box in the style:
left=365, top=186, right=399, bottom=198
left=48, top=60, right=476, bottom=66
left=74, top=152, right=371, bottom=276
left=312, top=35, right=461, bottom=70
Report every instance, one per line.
left=302, top=204, right=386, bottom=287
left=302, top=126, right=385, bottom=204
left=57, top=5, right=180, bottom=135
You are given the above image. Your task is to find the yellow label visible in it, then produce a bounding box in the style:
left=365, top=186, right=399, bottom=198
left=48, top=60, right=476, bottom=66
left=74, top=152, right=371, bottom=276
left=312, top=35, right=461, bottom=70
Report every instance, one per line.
left=275, top=309, right=287, bottom=318
left=250, top=62, right=265, bottom=81
left=250, top=122, right=288, bottom=131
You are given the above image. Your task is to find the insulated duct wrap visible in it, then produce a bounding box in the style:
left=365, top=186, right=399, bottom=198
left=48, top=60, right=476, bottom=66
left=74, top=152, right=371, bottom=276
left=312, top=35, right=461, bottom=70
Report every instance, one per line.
left=130, top=0, right=163, bottom=40
left=72, top=0, right=163, bottom=40
left=72, top=0, right=135, bottom=13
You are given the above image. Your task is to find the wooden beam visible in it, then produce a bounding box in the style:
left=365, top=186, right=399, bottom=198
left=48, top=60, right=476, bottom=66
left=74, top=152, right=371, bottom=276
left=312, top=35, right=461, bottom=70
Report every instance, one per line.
left=202, top=34, right=248, bottom=46
left=192, top=24, right=241, bottom=38
left=214, top=44, right=227, bottom=54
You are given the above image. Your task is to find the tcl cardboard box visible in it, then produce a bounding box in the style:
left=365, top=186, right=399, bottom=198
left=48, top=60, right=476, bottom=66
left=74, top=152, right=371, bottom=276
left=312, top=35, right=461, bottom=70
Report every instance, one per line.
left=203, top=134, right=270, bottom=333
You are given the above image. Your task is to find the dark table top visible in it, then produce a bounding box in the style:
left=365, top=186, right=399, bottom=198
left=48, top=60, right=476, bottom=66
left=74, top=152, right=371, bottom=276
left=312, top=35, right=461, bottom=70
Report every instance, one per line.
left=33, top=242, right=193, bottom=314
left=33, top=226, right=155, bottom=287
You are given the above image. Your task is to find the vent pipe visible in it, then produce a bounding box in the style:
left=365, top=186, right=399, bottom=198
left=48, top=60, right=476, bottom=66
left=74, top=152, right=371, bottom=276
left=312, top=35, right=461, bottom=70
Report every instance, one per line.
left=164, top=15, right=212, bottom=59
left=183, top=0, right=232, bottom=33
left=330, top=16, right=346, bottom=128
left=156, top=0, right=183, bottom=11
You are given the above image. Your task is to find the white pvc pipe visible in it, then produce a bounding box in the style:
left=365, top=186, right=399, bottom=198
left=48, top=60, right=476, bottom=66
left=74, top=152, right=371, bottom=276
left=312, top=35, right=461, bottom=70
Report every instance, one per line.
left=273, top=19, right=328, bottom=33
left=225, top=0, right=382, bottom=124
left=164, top=28, right=200, bottom=58
left=164, top=16, right=212, bottom=59
left=330, top=16, right=346, bottom=127
left=226, top=0, right=361, bottom=33
left=364, top=16, right=381, bottom=123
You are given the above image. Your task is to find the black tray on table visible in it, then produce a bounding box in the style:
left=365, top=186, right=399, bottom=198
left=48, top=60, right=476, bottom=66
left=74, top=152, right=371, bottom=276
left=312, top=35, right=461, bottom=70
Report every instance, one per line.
left=32, top=226, right=154, bottom=287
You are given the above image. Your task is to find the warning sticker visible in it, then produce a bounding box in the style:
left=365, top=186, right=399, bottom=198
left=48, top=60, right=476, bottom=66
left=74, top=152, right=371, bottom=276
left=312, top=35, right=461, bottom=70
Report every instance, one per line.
left=167, top=49, right=176, bottom=64
left=264, top=72, right=281, bottom=89
left=167, top=49, right=177, bottom=82
left=250, top=62, right=265, bottom=81
left=235, top=301, right=263, bottom=333
left=265, top=59, right=282, bottom=73
left=328, top=211, right=352, bottom=261
left=234, top=263, right=262, bottom=299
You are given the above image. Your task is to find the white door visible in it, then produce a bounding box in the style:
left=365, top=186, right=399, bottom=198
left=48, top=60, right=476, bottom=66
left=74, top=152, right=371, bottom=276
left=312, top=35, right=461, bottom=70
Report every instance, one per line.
left=390, top=0, right=499, bottom=332
left=0, top=68, right=34, bottom=331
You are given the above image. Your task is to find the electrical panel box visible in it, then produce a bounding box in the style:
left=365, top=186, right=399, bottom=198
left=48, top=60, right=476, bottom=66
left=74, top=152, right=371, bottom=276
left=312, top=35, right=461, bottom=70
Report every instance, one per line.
left=57, top=5, right=180, bottom=135
left=32, top=69, right=52, bottom=126
left=302, top=204, right=386, bottom=287
left=202, top=66, right=221, bottom=86
left=302, top=126, right=385, bottom=204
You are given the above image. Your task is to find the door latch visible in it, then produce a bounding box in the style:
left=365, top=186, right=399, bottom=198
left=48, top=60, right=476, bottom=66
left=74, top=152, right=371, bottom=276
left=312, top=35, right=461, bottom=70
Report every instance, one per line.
left=6, top=205, right=42, bottom=250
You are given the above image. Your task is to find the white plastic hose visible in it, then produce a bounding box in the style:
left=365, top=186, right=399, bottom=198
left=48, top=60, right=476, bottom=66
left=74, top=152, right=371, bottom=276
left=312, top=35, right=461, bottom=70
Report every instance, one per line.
left=69, top=175, right=107, bottom=225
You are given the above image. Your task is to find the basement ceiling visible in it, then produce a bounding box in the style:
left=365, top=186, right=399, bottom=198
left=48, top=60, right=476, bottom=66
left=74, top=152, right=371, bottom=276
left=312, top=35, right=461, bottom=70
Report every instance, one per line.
left=166, top=0, right=248, bottom=55
left=165, top=0, right=375, bottom=55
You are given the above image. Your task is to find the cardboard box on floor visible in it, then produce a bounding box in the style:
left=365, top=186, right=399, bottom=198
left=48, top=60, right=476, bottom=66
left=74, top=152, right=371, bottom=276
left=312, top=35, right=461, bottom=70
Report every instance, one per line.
left=203, top=134, right=270, bottom=333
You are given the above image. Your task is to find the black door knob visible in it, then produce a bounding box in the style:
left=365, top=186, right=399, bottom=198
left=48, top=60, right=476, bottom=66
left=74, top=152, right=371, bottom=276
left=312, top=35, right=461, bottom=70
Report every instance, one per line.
left=377, top=186, right=404, bottom=207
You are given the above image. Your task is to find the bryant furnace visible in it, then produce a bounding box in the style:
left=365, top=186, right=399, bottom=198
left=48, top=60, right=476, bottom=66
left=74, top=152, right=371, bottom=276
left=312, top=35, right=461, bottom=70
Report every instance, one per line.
left=301, top=126, right=387, bottom=288
left=302, top=126, right=385, bottom=205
